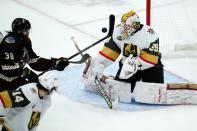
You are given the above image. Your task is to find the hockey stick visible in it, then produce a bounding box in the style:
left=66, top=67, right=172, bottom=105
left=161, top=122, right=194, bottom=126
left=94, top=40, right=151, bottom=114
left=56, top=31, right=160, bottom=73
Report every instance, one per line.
left=68, top=14, right=115, bottom=61
left=70, top=36, right=88, bottom=64
left=95, top=76, right=113, bottom=109
left=68, top=53, right=89, bottom=64
left=70, top=36, right=83, bottom=56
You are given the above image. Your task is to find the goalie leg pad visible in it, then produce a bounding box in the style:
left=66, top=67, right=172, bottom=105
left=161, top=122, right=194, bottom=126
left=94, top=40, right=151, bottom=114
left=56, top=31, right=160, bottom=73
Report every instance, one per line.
left=82, top=75, right=133, bottom=103
left=105, top=79, right=132, bottom=103
left=133, top=82, right=167, bottom=104
left=134, top=82, right=197, bottom=104
left=81, top=57, right=105, bottom=93
left=81, top=56, right=133, bottom=103
left=95, top=78, right=132, bottom=103
left=167, top=84, right=197, bottom=104
left=94, top=78, right=133, bottom=103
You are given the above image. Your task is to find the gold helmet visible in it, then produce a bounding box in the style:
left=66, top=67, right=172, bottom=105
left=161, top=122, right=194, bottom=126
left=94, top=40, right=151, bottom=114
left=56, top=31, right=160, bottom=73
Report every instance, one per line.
left=121, top=10, right=141, bottom=37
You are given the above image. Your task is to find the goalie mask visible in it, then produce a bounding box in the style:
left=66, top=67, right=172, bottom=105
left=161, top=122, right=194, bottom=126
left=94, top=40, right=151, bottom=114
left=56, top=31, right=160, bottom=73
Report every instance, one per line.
left=121, top=10, right=141, bottom=37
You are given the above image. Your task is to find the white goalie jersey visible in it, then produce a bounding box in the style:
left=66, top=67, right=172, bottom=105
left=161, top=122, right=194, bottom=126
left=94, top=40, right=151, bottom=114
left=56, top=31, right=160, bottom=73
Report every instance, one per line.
left=97, top=24, right=160, bottom=70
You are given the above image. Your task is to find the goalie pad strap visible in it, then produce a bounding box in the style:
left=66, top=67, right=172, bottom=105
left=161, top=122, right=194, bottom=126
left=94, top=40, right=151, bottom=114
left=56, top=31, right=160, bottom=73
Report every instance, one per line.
left=167, top=84, right=197, bottom=90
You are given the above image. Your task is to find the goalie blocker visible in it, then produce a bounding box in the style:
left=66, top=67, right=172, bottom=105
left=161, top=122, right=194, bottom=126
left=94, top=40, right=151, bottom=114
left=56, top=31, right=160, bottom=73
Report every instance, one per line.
left=81, top=56, right=197, bottom=105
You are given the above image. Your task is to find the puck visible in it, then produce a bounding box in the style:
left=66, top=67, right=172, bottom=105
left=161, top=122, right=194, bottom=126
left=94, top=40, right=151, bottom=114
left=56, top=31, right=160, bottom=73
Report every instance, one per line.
left=102, top=27, right=107, bottom=33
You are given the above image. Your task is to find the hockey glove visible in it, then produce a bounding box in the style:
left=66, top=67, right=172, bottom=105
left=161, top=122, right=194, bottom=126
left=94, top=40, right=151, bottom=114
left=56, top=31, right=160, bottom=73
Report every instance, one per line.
left=119, top=55, right=142, bottom=79
left=52, top=57, right=69, bottom=71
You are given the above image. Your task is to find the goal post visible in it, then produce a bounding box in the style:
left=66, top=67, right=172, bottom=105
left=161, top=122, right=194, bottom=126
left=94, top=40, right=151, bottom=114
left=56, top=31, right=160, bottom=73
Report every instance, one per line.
left=145, top=0, right=197, bottom=58
left=146, top=0, right=151, bottom=26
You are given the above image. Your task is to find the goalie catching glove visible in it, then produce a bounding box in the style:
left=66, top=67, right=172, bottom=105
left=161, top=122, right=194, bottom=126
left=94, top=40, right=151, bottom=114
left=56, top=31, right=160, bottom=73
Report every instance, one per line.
left=119, top=55, right=142, bottom=79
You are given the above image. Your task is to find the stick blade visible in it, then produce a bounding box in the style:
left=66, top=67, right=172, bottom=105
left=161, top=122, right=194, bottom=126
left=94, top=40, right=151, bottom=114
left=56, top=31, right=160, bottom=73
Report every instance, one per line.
left=69, top=53, right=90, bottom=64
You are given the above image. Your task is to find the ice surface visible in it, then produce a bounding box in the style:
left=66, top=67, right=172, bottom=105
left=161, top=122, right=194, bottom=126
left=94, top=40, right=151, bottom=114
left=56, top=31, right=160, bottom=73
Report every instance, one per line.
left=0, top=0, right=197, bottom=131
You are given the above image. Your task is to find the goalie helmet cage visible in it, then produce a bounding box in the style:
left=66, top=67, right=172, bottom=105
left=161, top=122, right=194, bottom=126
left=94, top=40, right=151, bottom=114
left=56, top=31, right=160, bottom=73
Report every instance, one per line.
left=145, top=0, right=197, bottom=57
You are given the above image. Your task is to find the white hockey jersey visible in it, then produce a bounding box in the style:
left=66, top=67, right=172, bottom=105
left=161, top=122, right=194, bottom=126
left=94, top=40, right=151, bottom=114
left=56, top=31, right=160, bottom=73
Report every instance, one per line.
left=97, top=24, right=160, bottom=70
left=0, top=83, right=51, bottom=131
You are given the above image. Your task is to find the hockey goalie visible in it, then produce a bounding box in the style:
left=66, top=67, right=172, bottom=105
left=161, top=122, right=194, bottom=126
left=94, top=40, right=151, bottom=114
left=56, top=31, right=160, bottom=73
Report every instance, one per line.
left=81, top=10, right=197, bottom=107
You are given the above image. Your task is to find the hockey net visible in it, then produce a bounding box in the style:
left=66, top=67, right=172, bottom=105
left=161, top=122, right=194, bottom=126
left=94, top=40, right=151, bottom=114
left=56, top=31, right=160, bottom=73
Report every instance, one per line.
left=146, top=0, right=197, bottom=59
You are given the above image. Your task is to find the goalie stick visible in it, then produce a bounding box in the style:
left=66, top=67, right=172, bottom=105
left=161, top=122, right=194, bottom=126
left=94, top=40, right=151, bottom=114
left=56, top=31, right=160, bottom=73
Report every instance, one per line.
left=95, top=76, right=113, bottom=109
left=68, top=14, right=115, bottom=61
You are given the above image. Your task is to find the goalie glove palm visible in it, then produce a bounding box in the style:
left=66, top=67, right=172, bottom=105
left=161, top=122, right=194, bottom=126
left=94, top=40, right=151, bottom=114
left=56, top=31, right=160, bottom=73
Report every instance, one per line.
left=119, top=56, right=142, bottom=79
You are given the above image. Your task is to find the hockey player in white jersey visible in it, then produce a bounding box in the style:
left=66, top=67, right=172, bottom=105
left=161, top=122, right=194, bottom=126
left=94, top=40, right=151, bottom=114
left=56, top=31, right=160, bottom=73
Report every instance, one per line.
left=0, top=70, right=59, bottom=131
left=82, top=10, right=164, bottom=104
left=81, top=10, right=197, bottom=106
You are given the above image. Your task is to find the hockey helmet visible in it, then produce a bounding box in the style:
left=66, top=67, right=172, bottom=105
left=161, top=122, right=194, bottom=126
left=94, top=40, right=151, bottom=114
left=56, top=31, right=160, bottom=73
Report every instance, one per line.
left=38, top=70, right=59, bottom=93
left=121, top=10, right=141, bottom=36
left=12, top=18, right=31, bottom=34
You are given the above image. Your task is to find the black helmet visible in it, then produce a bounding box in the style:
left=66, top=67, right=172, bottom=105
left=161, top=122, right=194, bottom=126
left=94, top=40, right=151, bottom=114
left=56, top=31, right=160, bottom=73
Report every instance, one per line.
left=12, top=18, right=31, bottom=33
